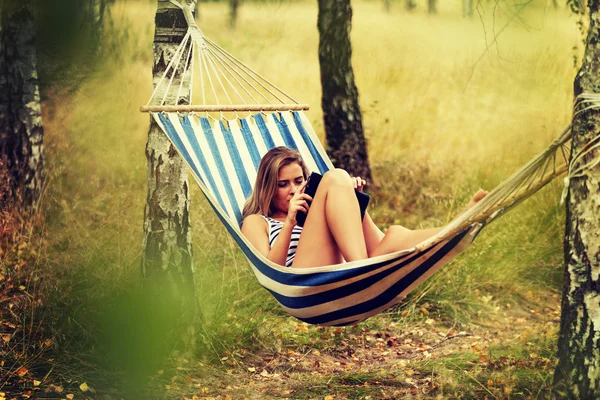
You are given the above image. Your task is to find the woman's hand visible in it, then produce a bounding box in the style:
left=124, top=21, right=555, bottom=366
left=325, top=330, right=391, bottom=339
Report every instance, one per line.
left=286, top=181, right=313, bottom=226
left=352, top=176, right=366, bottom=192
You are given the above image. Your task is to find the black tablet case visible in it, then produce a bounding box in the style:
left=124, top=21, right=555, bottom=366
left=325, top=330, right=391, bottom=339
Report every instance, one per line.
left=296, top=172, right=370, bottom=227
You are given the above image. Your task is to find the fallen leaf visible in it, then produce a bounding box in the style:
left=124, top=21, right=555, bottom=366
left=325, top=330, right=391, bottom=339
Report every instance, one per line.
left=49, top=384, right=63, bottom=393
left=247, top=367, right=256, bottom=372
left=1, top=334, right=10, bottom=343
left=79, top=382, right=90, bottom=392
left=16, top=367, right=28, bottom=377
left=66, top=394, right=74, bottom=399
left=33, top=380, right=41, bottom=387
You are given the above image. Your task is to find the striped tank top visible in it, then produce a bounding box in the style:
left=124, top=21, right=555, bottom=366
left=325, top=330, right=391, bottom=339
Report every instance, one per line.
left=263, top=216, right=303, bottom=267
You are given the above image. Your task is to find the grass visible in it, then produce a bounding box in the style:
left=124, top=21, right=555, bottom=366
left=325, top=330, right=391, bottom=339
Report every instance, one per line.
left=2, top=0, right=579, bottom=397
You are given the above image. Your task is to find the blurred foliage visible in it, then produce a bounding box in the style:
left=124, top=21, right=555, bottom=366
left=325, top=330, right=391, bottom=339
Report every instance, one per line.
left=32, top=0, right=109, bottom=97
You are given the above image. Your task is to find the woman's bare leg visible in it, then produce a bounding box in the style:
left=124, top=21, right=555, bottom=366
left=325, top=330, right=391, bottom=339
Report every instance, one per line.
left=362, top=212, right=384, bottom=256
left=370, top=226, right=442, bottom=257
left=370, top=189, right=489, bottom=258
left=292, top=169, right=368, bottom=268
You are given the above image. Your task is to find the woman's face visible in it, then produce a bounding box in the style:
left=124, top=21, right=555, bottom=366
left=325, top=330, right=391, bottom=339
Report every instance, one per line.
left=271, top=162, right=305, bottom=216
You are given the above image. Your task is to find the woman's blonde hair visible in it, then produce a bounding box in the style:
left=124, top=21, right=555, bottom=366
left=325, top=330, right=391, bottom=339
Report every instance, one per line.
left=242, top=146, right=309, bottom=220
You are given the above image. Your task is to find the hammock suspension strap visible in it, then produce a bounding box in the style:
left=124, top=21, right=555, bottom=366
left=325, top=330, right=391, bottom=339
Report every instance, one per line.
left=142, top=0, right=308, bottom=114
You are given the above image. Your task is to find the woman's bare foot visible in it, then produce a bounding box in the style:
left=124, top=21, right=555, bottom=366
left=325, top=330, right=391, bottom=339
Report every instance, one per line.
left=466, top=189, right=488, bottom=210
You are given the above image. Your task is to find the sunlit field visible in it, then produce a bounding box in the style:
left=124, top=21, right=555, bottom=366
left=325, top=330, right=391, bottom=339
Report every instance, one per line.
left=38, top=0, right=578, bottom=397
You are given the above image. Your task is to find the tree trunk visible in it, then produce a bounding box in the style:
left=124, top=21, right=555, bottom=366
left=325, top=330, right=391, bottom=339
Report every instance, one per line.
left=383, top=0, right=391, bottom=12
left=229, top=0, right=239, bottom=29
left=142, top=0, right=196, bottom=319
left=317, top=0, right=372, bottom=182
left=428, top=0, right=437, bottom=14
left=0, top=2, right=44, bottom=212
left=87, top=0, right=106, bottom=54
left=553, top=2, right=600, bottom=398
left=405, top=0, right=416, bottom=11
left=462, top=0, right=473, bottom=17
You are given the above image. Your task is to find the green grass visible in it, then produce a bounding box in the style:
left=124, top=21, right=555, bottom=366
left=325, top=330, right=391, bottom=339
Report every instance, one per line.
left=29, top=0, right=579, bottom=396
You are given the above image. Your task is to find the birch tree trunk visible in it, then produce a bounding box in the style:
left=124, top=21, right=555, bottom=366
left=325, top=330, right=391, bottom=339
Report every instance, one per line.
left=553, top=1, right=600, bottom=397
left=463, top=0, right=473, bottom=17
left=0, top=2, right=44, bottom=212
left=317, top=0, right=372, bottom=182
left=142, top=0, right=196, bottom=316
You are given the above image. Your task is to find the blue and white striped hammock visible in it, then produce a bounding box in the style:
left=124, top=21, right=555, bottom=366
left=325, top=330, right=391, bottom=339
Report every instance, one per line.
left=154, top=110, right=482, bottom=326
left=142, top=1, right=570, bottom=326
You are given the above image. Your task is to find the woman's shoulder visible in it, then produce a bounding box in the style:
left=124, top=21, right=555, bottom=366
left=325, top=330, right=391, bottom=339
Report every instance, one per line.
left=241, top=214, right=269, bottom=231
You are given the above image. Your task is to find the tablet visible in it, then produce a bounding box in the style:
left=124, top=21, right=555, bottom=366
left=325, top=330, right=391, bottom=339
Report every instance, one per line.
left=296, top=172, right=370, bottom=227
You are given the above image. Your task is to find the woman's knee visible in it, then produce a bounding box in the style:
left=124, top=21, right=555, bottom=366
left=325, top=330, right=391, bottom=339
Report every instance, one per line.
left=386, top=225, right=411, bottom=237
left=321, top=168, right=353, bottom=188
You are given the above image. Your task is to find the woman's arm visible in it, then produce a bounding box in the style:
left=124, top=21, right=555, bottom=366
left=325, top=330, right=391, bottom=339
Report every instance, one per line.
left=241, top=214, right=294, bottom=266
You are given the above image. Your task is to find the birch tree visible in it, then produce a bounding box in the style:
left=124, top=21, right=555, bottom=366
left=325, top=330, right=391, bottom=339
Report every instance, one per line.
left=553, top=0, right=600, bottom=396
left=317, top=0, right=372, bottom=182
left=142, top=0, right=197, bottom=314
left=0, top=1, right=44, bottom=212
left=463, top=0, right=473, bottom=17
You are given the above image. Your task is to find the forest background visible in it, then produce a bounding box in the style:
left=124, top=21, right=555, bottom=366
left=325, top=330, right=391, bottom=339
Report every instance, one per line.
left=0, top=0, right=580, bottom=398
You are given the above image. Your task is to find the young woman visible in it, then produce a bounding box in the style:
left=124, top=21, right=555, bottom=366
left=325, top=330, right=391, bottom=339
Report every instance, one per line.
left=241, top=146, right=487, bottom=269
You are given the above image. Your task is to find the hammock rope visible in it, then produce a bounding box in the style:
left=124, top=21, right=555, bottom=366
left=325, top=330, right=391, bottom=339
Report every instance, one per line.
left=560, top=93, right=600, bottom=203
left=143, top=0, right=306, bottom=113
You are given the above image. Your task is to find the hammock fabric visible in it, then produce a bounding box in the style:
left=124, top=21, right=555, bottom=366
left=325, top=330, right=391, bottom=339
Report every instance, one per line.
left=142, top=0, right=570, bottom=326
left=155, top=110, right=481, bottom=326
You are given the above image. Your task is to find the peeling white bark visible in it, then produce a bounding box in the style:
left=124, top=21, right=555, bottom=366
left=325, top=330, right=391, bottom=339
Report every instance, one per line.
left=554, top=9, right=600, bottom=393
left=141, top=0, right=196, bottom=304
left=0, top=3, right=44, bottom=211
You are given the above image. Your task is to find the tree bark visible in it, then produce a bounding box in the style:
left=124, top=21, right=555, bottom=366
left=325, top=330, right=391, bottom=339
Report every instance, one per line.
left=229, top=0, right=240, bottom=29
left=383, top=0, right=391, bottom=12
left=462, top=0, right=473, bottom=17
left=142, top=0, right=196, bottom=317
left=553, top=1, right=600, bottom=397
left=0, top=2, right=44, bottom=212
left=428, top=0, right=437, bottom=14
left=405, top=0, right=417, bottom=11
left=87, top=0, right=106, bottom=54
left=317, top=0, right=372, bottom=182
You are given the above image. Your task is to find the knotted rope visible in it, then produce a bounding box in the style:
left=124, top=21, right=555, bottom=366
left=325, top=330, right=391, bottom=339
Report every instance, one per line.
left=561, top=93, right=600, bottom=203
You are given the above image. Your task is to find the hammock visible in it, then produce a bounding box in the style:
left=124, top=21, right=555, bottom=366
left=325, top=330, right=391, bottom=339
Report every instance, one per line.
left=140, top=1, right=571, bottom=326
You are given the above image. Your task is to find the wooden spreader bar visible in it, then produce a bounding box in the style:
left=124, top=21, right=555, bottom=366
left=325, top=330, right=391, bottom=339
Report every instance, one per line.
left=140, top=104, right=310, bottom=113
